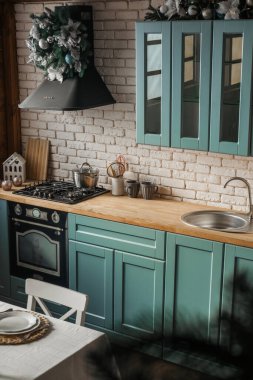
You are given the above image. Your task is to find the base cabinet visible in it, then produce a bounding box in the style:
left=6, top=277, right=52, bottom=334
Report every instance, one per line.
left=69, top=241, right=114, bottom=329
left=114, top=251, right=164, bottom=341
left=164, top=234, right=224, bottom=350
left=68, top=214, right=166, bottom=347
left=221, top=245, right=253, bottom=353
left=0, top=200, right=10, bottom=297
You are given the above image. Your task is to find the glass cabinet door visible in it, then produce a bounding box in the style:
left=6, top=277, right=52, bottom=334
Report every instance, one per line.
left=210, top=21, right=253, bottom=156
left=171, top=21, right=212, bottom=151
left=136, top=22, right=170, bottom=146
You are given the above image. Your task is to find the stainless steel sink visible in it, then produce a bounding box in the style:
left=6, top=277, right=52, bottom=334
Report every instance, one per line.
left=181, top=210, right=251, bottom=233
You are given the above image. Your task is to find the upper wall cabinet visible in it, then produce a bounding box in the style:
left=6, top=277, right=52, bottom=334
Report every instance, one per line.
left=210, top=21, right=253, bottom=155
left=136, top=22, right=171, bottom=146
left=136, top=20, right=253, bottom=156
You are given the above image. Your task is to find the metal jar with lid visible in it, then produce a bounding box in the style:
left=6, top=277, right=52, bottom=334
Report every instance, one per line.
left=73, top=162, right=99, bottom=188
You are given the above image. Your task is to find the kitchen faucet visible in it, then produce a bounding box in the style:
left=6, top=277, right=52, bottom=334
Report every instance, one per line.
left=224, top=176, right=253, bottom=220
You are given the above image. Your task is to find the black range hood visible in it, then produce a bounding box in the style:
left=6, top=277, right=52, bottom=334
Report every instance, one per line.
left=19, top=6, right=115, bottom=111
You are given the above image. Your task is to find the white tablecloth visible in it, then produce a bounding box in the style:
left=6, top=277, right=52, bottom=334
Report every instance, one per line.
left=0, top=302, right=120, bottom=380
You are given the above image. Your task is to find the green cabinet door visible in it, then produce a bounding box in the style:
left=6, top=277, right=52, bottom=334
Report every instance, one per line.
left=171, top=21, right=212, bottom=151
left=136, top=21, right=170, bottom=146
left=0, top=199, right=10, bottom=297
left=210, top=20, right=253, bottom=156
left=164, top=234, right=223, bottom=354
left=69, top=240, right=113, bottom=329
left=221, top=244, right=253, bottom=352
left=114, top=250, right=164, bottom=342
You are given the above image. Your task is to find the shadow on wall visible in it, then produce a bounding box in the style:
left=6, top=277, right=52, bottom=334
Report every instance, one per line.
left=85, top=272, right=253, bottom=380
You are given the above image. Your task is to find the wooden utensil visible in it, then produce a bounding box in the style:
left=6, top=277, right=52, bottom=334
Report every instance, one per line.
left=107, top=161, right=125, bottom=178
left=25, top=138, right=49, bottom=180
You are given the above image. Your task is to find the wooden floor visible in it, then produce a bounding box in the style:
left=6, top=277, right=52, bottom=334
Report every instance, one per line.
left=113, top=346, right=219, bottom=380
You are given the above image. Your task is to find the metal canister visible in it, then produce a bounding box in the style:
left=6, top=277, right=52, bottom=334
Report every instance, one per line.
left=73, top=169, right=81, bottom=188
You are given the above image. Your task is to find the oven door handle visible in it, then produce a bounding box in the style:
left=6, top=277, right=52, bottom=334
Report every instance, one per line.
left=11, top=217, right=64, bottom=232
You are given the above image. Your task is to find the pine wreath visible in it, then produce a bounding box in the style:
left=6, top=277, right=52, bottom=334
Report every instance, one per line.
left=26, top=7, right=92, bottom=82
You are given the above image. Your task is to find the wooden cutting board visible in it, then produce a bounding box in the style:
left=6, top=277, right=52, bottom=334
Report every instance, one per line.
left=25, top=138, right=49, bottom=180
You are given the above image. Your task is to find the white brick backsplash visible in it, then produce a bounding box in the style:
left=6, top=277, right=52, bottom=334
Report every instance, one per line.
left=186, top=181, right=208, bottom=191
left=16, top=0, right=253, bottom=208
left=172, top=188, right=196, bottom=199
left=39, top=130, right=56, bottom=139
left=162, top=161, right=185, bottom=170
left=236, top=169, right=253, bottom=179
left=185, top=163, right=210, bottom=174
left=86, top=143, right=106, bottom=152
left=149, top=167, right=171, bottom=177
left=197, top=155, right=222, bottom=167
left=75, top=133, right=95, bottom=143
left=197, top=191, right=221, bottom=202
left=78, top=150, right=97, bottom=159
left=161, top=178, right=185, bottom=189
left=21, top=128, right=39, bottom=137
left=173, top=152, right=197, bottom=162
left=222, top=158, right=248, bottom=169
left=95, top=135, right=115, bottom=144
left=58, top=147, right=77, bottom=156
left=114, top=120, right=135, bottom=129
left=65, top=124, right=84, bottom=133
left=211, top=166, right=236, bottom=177
left=39, top=113, right=57, bottom=122
left=106, top=1, right=128, bottom=10
left=47, top=122, right=65, bottom=131
left=51, top=154, right=68, bottom=163
left=221, top=194, right=246, bottom=206
left=68, top=141, right=85, bottom=150
left=56, top=132, right=74, bottom=140
left=209, top=184, right=234, bottom=195
left=30, top=121, right=47, bottom=129
left=196, top=173, right=221, bottom=184
left=173, top=170, right=195, bottom=181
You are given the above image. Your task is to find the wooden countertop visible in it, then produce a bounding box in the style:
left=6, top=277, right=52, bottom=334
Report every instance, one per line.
left=1, top=186, right=253, bottom=248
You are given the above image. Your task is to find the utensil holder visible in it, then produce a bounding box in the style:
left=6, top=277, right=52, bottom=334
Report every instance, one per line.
left=111, top=177, right=124, bottom=196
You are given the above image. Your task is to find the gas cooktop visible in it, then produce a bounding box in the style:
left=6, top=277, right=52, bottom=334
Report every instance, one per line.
left=13, top=180, right=109, bottom=204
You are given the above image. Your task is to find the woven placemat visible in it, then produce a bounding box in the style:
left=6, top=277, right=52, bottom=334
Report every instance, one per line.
left=0, top=313, right=51, bottom=345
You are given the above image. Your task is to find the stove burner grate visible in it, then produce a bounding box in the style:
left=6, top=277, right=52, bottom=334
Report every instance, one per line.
left=13, top=180, right=109, bottom=204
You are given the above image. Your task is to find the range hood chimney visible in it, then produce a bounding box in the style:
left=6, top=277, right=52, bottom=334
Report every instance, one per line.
left=19, top=6, right=115, bottom=111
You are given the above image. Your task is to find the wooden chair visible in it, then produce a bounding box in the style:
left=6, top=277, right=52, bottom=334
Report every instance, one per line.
left=25, top=278, right=89, bottom=326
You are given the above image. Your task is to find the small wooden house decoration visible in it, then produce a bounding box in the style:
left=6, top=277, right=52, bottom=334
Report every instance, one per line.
left=3, top=152, right=26, bottom=181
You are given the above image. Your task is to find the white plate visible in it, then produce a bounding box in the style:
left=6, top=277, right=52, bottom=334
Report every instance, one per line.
left=0, top=311, right=39, bottom=334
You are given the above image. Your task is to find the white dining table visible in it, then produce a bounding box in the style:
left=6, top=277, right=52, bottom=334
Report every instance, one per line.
left=0, top=301, right=120, bottom=380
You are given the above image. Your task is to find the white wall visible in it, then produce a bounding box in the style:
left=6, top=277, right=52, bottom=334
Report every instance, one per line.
left=15, top=0, right=253, bottom=212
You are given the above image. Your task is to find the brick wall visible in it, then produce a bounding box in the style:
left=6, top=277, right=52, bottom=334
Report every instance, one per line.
left=15, top=1, right=253, bottom=212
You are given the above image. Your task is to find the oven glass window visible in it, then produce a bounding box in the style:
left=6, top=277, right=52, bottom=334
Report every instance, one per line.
left=17, top=231, right=60, bottom=275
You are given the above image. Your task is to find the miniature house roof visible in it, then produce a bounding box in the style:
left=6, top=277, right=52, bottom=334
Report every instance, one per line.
left=3, top=152, right=26, bottom=166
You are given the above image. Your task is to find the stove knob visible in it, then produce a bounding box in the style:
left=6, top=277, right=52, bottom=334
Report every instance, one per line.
left=52, top=211, right=60, bottom=224
left=14, top=203, right=22, bottom=216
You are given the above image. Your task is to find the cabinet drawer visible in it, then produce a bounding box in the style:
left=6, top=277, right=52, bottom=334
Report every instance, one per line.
left=68, top=214, right=165, bottom=259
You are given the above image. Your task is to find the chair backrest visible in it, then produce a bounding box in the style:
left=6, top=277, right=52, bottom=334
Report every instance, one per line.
left=25, top=278, right=89, bottom=326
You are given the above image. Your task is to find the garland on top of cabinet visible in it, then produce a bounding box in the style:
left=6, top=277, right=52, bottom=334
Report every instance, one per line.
left=26, top=7, right=92, bottom=83
left=145, top=0, right=253, bottom=20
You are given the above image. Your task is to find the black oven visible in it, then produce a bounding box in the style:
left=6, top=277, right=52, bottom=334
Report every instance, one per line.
left=9, top=201, right=68, bottom=287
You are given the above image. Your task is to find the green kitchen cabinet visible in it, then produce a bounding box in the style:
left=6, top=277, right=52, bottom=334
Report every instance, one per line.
left=68, top=213, right=166, bottom=344
left=210, top=21, right=253, bottom=156
left=171, top=21, right=212, bottom=151
left=0, top=199, right=10, bottom=297
left=69, top=240, right=114, bottom=329
left=114, top=250, right=164, bottom=341
left=136, top=20, right=253, bottom=155
left=136, top=21, right=171, bottom=146
left=220, top=244, right=253, bottom=352
left=164, top=233, right=224, bottom=357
